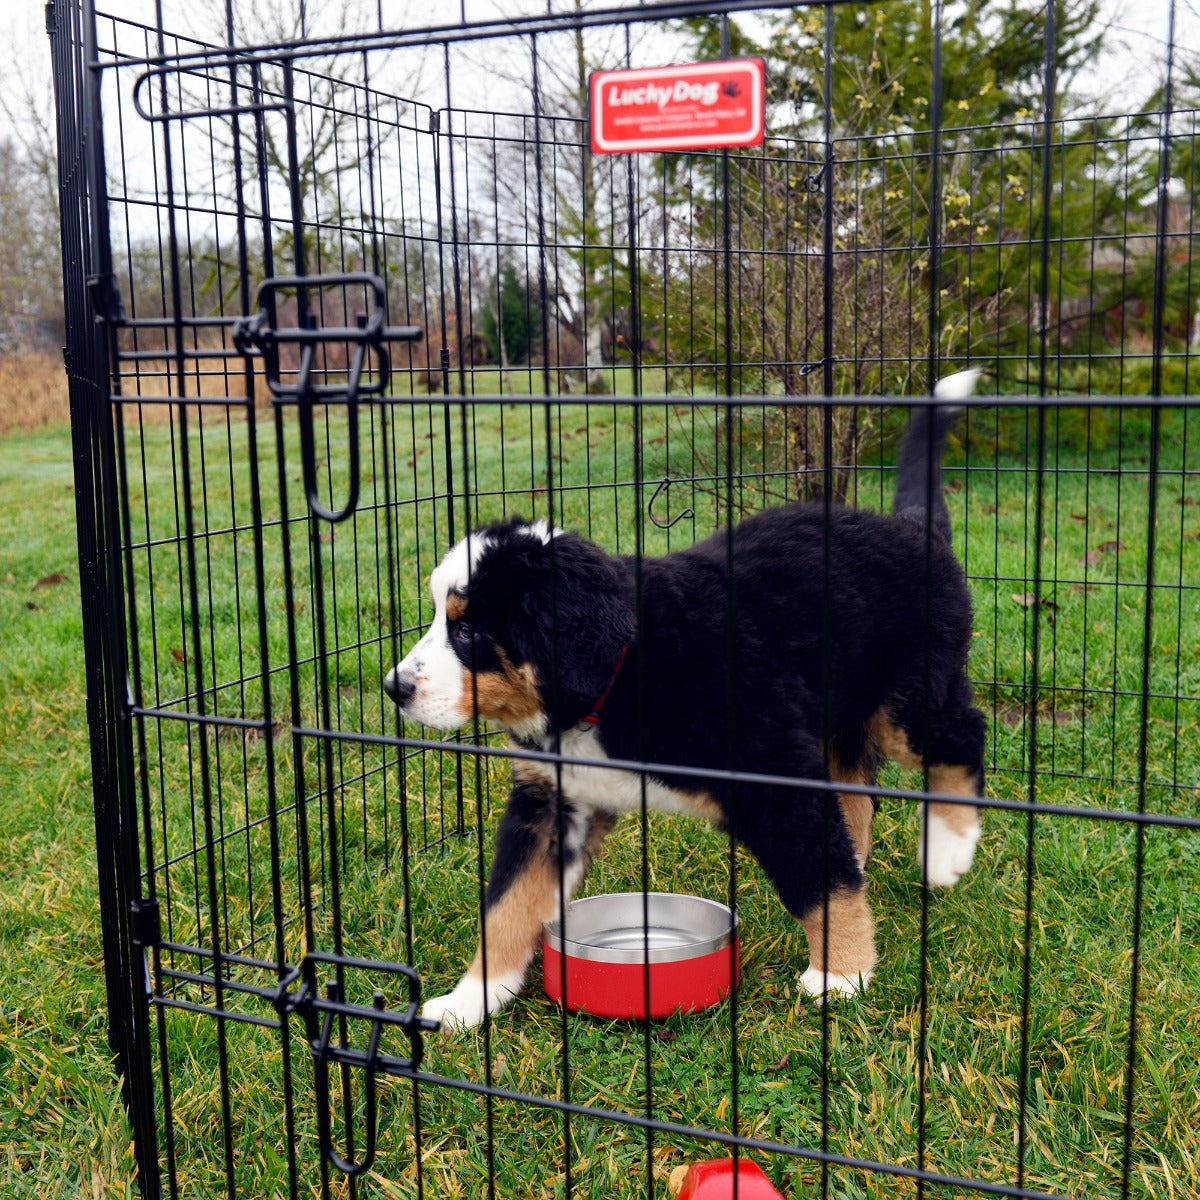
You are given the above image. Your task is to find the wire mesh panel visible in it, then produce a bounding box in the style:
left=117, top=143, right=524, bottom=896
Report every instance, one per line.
left=50, top=1, right=1200, bottom=1198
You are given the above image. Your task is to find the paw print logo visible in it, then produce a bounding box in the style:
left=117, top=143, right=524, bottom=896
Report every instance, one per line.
left=722, top=80, right=742, bottom=99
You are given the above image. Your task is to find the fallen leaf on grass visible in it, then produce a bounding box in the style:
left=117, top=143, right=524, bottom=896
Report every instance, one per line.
left=233, top=719, right=288, bottom=747
left=34, top=573, right=67, bottom=587
left=1083, top=540, right=1127, bottom=565
left=1011, top=593, right=1058, bottom=611
left=995, top=702, right=1081, bottom=728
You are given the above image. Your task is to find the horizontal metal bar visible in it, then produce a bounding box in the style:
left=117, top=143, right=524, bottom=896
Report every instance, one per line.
left=356, top=392, right=1200, bottom=411
left=108, top=393, right=253, bottom=407
left=129, top=706, right=271, bottom=732
left=98, top=0, right=858, bottom=76
left=290, top=725, right=1200, bottom=831
left=399, top=1068, right=1080, bottom=1200
left=148, top=993, right=282, bottom=1031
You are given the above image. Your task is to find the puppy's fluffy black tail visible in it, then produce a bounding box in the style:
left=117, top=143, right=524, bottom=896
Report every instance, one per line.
left=892, top=368, right=980, bottom=542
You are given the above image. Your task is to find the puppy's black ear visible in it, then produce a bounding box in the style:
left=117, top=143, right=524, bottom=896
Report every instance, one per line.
left=512, top=532, right=635, bottom=726
left=547, top=532, right=635, bottom=708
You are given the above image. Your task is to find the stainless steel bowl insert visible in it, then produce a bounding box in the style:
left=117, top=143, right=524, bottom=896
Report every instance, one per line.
left=543, top=893, right=737, bottom=964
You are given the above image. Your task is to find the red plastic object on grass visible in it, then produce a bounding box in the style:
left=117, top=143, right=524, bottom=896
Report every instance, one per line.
left=675, top=1159, right=784, bottom=1200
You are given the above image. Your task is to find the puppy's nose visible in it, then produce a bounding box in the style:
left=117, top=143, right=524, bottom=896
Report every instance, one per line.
left=383, top=668, right=415, bottom=708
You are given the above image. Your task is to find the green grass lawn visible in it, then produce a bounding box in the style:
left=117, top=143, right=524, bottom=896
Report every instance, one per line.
left=1, top=400, right=1198, bottom=1199
left=0, top=425, right=141, bottom=1195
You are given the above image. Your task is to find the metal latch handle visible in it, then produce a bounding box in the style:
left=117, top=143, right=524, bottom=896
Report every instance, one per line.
left=232, top=272, right=422, bottom=523
left=276, top=950, right=438, bottom=1179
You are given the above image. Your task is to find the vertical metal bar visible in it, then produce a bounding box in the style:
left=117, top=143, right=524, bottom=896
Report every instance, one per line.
left=528, top=30, right=576, bottom=1200
left=227, top=31, right=302, bottom=1200
left=51, top=2, right=164, bottom=1195
left=613, top=16, right=654, bottom=1193
left=1121, top=4, right=1175, bottom=1194
left=456, top=96, right=501, bottom=1200
left=820, top=12, right=835, bottom=406
left=280, top=56, right=364, bottom=1194
left=709, top=16, right=746, bottom=1196
left=443, top=56, right=470, bottom=404
left=1017, top=1, right=1057, bottom=1189
left=624, top=78, right=642, bottom=401
left=1149, top=3, right=1177, bottom=404
left=109, top=43, right=180, bottom=1200
left=818, top=11, right=835, bottom=1196
left=433, top=53, right=467, bottom=840
left=152, top=19, right=240, bottom=1196
left=375, top=89, right=428, bottom=1200
left=257, top=51, right=332, bottom=1199
left=138, top=17, right=185, bottom=1192
left=534, top=51, right=554, bottom=404
left=916, top=3, right=947, bottom=1194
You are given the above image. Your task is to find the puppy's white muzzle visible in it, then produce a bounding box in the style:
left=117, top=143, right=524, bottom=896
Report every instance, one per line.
left=383, top=629, right=466, bottom=729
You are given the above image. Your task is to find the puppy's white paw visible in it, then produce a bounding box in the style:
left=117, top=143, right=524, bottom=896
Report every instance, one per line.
left=798, top=965, right=872, bottom=1002
left=422, top=982, right=486, bottom=1031
left=421, top=971, right=523, bottom=1031
left=920, top=809, right=981, bottom=887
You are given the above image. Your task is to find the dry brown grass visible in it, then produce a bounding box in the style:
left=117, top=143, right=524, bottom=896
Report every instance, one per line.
left=0, top=351, right=69, bottom=434
left=0, top=345, right=277, bottom=436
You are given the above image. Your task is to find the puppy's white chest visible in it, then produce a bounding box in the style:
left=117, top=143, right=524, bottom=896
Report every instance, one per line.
left=525, top=726, right=707, bottom=818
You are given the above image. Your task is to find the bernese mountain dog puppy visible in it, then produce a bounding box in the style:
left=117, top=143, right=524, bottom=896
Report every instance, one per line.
left=385, top=370, right=986, bottom=1030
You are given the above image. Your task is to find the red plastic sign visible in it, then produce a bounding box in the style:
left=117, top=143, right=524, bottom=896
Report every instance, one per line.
left=589, top=59, right=765, bottom=154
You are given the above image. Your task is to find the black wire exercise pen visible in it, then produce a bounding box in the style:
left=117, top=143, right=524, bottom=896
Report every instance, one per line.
left=51, top=0, right=1200, bottom=1196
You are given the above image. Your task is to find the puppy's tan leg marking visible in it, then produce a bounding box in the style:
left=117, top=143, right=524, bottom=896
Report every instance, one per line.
left=798, top=887, right=877, bottom=1000
left=467, top=856, right=556, bottom=981
left=581, top=808, right=618, bottom=858
left=921, top=764, right=982, bottom=887
left=926, top=765, right=979, bottom=832
left=422, top=854, right=558, bottom=1031
left=828, top=749, right=876, bottom=872
left=868, top=710, right=981, bottom=887
left=423, top=799, right=616, bottom=1030
left=866, top=710, right=923, bottom=770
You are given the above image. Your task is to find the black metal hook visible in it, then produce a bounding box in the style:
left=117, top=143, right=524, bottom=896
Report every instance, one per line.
left=648, top=477, right=695, bottom=530
left=797, top=356, right=836, bottom=379
left=800, top=162, right=828, bottom=194
left=131, top=55, right=289, bottom=124
left=286, top=950, right=437, bottom=1179
left=311, top=984, right=385, bottom=1179
left=296, top=317, right=364, bottom=525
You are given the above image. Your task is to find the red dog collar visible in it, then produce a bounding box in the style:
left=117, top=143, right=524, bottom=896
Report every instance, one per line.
left=580, top=642, right=630, bottom=726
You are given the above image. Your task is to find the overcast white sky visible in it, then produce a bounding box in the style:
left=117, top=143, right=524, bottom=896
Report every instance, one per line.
left=3, top=1, right=1198, bottom=150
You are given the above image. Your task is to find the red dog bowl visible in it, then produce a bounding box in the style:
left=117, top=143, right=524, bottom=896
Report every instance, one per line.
left=542, top=892, right=739, bottom=1019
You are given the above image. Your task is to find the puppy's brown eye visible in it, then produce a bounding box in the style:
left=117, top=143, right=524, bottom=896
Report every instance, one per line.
left=451, top=621, right=473, bottom=644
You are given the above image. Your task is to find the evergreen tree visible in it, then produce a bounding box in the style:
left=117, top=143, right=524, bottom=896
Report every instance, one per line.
left=638, top=2, right=1152, bottom=500
left=481, top=264, right=541, bottom=366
